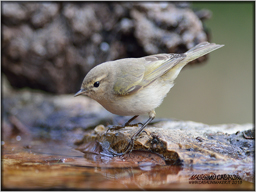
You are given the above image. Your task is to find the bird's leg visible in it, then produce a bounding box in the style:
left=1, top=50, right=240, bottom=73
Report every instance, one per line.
left=107, top=115, right=140, bottom=132
left=124, top=115, right=144, bottom=127
left=109, top=110, right=155, bottom=156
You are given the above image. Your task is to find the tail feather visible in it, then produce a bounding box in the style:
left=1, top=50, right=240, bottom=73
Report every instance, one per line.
left=164, top=42, right=224, bottom=82
left=185, top=42, right=224, bottom=62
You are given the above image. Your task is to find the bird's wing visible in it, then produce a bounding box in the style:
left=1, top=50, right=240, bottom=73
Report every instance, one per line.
left=141, top=53, right=186, bottom=85
left=113, top=53, right=186, bottom=96
left=113, top=61, right=145, bottom=95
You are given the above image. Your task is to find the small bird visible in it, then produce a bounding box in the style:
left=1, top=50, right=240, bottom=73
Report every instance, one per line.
left=75, top=42, right=224, bottom=156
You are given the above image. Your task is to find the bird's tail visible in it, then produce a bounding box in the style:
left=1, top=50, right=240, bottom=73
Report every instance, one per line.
left=185, top=42, right=224, bottom=63
left=163, top=42, right=224, bottom=82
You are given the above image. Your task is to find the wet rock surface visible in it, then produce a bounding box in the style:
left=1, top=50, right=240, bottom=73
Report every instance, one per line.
left=2, top=2, right=211, bottom=94
left=3, top=139, right=254, bottom=190
left=77, top=122, right=254, bottom=181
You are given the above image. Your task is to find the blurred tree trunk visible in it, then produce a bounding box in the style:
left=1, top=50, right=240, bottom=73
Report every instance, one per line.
left=2, top=2, right=211, bottom=94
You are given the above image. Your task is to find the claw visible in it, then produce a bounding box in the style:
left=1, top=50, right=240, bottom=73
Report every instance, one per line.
left=107, top=139, right=134, bottom=157
left=104, top=112, right=155, bottom=157
left=106, top=124, right=125, bottom=132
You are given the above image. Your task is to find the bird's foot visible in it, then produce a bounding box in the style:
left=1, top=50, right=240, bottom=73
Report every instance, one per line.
left=106, top=138, right=135, bottom=157
left=106, top=122, right=142, bottom=132
left=106, top=124, right=125, bottom=132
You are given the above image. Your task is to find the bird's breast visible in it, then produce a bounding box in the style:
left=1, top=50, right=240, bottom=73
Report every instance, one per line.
left=96, top=79, right=174, bottom=116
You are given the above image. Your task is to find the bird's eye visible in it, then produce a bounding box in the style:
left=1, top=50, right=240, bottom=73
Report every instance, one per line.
left=93, top=81, right=100, bottom=88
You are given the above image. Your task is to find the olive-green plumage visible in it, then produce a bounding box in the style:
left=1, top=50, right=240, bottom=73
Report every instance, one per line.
left=75, top=41, right=224, bottom=156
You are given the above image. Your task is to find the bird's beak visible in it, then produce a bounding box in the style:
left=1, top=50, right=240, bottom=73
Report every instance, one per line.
left=74, top=89, right=86, bottom=97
